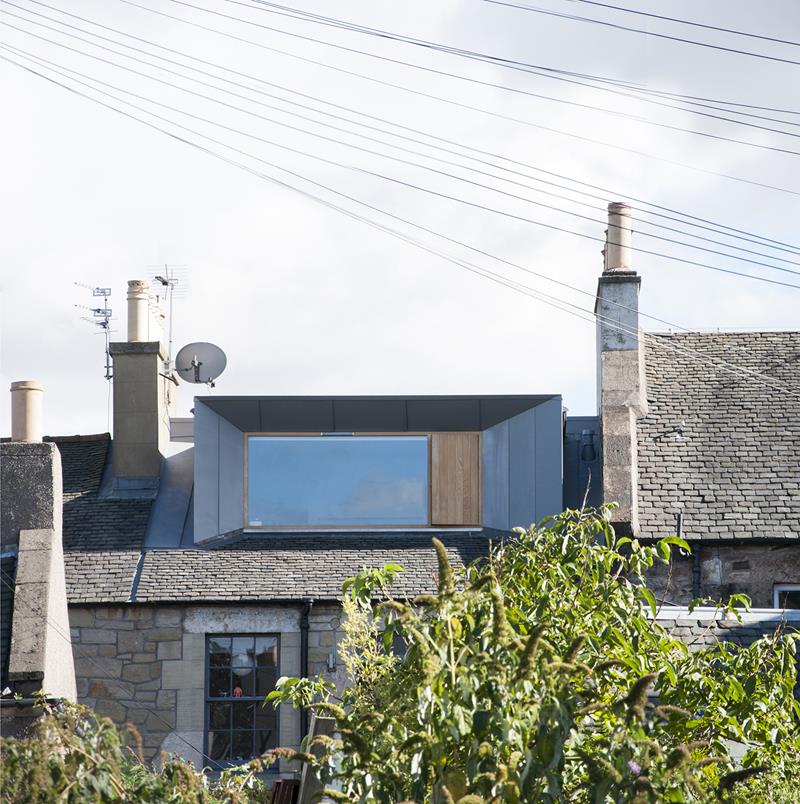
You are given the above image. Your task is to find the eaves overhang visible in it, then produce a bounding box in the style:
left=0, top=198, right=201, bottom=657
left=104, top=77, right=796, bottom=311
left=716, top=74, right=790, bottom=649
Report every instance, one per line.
left=196, top=394, right=559, bottom=433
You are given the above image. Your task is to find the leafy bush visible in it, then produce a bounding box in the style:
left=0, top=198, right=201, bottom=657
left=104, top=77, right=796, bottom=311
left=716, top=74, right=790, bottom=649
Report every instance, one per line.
left=0, top=696, right=285, bottom=803
left=269, top=506, right=800, bottom=803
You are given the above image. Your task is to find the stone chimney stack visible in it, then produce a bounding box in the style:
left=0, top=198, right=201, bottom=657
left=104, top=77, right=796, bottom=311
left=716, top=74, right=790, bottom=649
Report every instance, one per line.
left=10, top=380, right=43, bottom=442
left=595, top=202, right=648, bottom=534
left=109, top=279, right=174, bottom=494
left=2, top=383, right=77, bottom=709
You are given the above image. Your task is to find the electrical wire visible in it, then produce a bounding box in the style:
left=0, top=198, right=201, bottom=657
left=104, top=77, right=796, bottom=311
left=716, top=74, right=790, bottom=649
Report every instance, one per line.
left=11, top=0, right=800, bottom=257
left=129, top=0, right=800, bottom=160
left=552, top=0, right=800, bottom=49
left=483, top=0, right=800, bottom=68
left=242, top=0, right=800, bottom=134
left=2, top=23, right=797, bottom=289
left=110, top=0, right=800, bottom=199
left=3, top=47, right=798, bottom=400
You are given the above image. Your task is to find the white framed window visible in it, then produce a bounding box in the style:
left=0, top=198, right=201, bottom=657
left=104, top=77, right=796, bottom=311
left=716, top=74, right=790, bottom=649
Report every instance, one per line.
left=773, top=584, right=800, bottom=609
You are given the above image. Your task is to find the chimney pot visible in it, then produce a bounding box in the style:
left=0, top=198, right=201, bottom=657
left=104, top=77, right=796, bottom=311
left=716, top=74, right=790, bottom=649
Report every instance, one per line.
left=127, top=279, right=151, bottom=342
left=605, top=202, right=632, bottom=273
left=10, top=380, right=43, bottom=442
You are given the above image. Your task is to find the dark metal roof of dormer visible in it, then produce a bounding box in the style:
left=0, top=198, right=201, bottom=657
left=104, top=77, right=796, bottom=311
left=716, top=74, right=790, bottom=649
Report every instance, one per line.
left=196, top=394, right=559, bottom=433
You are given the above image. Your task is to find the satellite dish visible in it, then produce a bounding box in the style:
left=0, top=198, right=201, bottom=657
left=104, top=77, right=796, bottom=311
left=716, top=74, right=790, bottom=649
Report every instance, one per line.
left=175, top=342, right=227, bottom=387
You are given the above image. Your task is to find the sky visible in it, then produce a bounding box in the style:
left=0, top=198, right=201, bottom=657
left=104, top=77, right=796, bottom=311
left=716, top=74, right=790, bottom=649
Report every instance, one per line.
left=1, top=0, right=798, bottom=436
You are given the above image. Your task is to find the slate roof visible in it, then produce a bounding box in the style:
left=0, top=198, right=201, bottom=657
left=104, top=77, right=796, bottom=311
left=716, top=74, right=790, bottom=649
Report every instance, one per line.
left=53, top=436, right=496, bottom=603
left=54, top=435, right=150, bottom=604
left=132, top=533, right=495, bottom=603
left=637, top=332, right=800, bottom=541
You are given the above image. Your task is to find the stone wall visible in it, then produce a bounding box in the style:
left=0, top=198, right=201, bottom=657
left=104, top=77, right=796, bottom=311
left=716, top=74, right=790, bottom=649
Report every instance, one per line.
left=69, top=605, right=182, bottom=761
left=646, top=543, right=800, bottom=608
left=68, top=602, right=345, bottom=769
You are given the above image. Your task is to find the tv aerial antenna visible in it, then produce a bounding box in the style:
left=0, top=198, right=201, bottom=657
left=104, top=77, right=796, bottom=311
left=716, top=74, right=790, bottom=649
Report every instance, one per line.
left=175, top=342, right=227, bottom=388
left=74, top=283, right=113, bottom=381
left=148, top=264, right=189, bottom=373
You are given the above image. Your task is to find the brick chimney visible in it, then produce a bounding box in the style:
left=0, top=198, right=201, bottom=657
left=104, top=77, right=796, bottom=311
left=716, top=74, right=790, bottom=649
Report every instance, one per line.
left=595, top=202, right=648, bottom=534
left=109, top=280, right=175, bottom=495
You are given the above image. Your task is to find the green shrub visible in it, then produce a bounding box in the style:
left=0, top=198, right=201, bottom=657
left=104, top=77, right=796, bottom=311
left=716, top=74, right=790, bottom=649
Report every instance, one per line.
left=269, top=506, right=800, bottom=803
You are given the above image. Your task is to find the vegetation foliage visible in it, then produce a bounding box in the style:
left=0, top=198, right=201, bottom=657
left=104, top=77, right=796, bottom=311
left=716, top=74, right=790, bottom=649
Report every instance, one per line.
left=1, top=507, right=798, bottom=802
left=269, top=506, right=800, bottom=803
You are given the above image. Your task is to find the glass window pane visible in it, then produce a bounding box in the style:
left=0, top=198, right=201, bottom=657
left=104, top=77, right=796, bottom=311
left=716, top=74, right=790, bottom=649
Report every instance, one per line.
left=232, top=702, right=254, bottom=729
left=256, top=729, right=276, bottom=756
left=208, top=731, right=230, bottom=761
left=209, top=637, right=231, bottom=667
left=779, top=590, right=800, bottom=609
left=247, top=436, right=428, bottom=526
left=254, top=704, right=276, bottom=730
left=209, top=702, right=230, bottom=729
left=231, top=668, right=254, bottom=697
left=231, top=637, right=255, bottom=668
left=209, top=668, right=230, bottom=697
left=231, top=731, right=253, bottom=762
left=255, top=636, right=278, bottom=666
left=255, top=666, right=278, bottom=697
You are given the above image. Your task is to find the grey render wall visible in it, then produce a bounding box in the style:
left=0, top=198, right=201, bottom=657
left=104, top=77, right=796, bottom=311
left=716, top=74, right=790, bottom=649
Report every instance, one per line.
left=482, top=397, right=563, bottom=531
left=194, top=401, right=244, bottom=544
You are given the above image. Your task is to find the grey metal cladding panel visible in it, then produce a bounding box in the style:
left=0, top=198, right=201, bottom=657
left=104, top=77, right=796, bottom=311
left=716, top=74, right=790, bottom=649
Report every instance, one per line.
left=334, top=399, right=407, bottom=431
left=534, top=397, right=563, bottom=520
left=193, top=401, right=220, bottom=543
left=509, top=409, right=536, bottom=530
left=212, top=398, right=260, bottom=432
left=199, top=396, right=558, bottom=432
left=479, top=397, right=554, bottom=428
left=406, top=398, right=481, bottom=431
left=483, top=419, right=510, bottom=530
left=219, top=416, right=245, bottom=534
left=259, top=398, right=334, bottom=432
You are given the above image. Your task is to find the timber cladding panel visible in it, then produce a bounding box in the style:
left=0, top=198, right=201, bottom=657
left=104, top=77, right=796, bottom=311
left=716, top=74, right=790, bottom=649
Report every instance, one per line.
left=431, top=433, right=482, bottom=526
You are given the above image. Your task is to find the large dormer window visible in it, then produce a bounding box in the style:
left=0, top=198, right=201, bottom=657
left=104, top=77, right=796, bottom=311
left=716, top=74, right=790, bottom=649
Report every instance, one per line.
left=246, top=435, right=430, bottom=527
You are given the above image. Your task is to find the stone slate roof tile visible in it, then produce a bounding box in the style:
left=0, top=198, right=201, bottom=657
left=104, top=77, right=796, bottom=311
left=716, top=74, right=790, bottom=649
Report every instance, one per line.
left=637, top=332, right=800, bottom=541
left=50, top=435, right=150, bottom=603
left=133, top=533, right=495, bottom=602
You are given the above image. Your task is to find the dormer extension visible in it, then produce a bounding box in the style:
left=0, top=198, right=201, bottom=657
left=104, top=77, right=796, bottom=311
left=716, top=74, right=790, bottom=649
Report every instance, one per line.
left=192, top=395, right=563, bottom=544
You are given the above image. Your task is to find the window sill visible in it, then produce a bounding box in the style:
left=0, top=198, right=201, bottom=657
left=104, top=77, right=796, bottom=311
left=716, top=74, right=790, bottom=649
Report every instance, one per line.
left=242, top=527, right=484, bottom=534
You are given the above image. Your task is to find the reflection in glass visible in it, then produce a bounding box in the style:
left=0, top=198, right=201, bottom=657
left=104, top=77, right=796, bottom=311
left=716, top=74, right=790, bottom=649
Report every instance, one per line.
left=247, top=436, right=428, bottom=526
left=208, top=731, right=230, bottom=761
left=255, top=636, right=278, bottom=666
left=206, top=634, right=280, bottom=768
left=256, top=667, right=278, bottom=697
left=209, top=668, right=230, bottom=697
left=256, top=729, right=275, bottom=755
left=232, top=702, right=254, bottom=728
left=209, top=637, right=231, bottom=666
left=209, top=702, right=230, bottom=729
left=231, top=731, right=252, bottom=761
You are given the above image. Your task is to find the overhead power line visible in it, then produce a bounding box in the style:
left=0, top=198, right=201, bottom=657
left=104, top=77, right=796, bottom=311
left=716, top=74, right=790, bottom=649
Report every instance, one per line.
left=243, top=0, right=800, bottom=131
left=110, top=0, right=800, bottom=198
left=483, top=0, right=800, bottom=68
left=126, top=0, right=800, bottom=159
left=2, top=23, right=797, bottom=289
left=560, top=0, right=800, bottom=48
left=3, top=13, right=798, bottom=277
left=16, top=0, right=800, bottom=256
left=3, top=48, right=798, bottom=401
